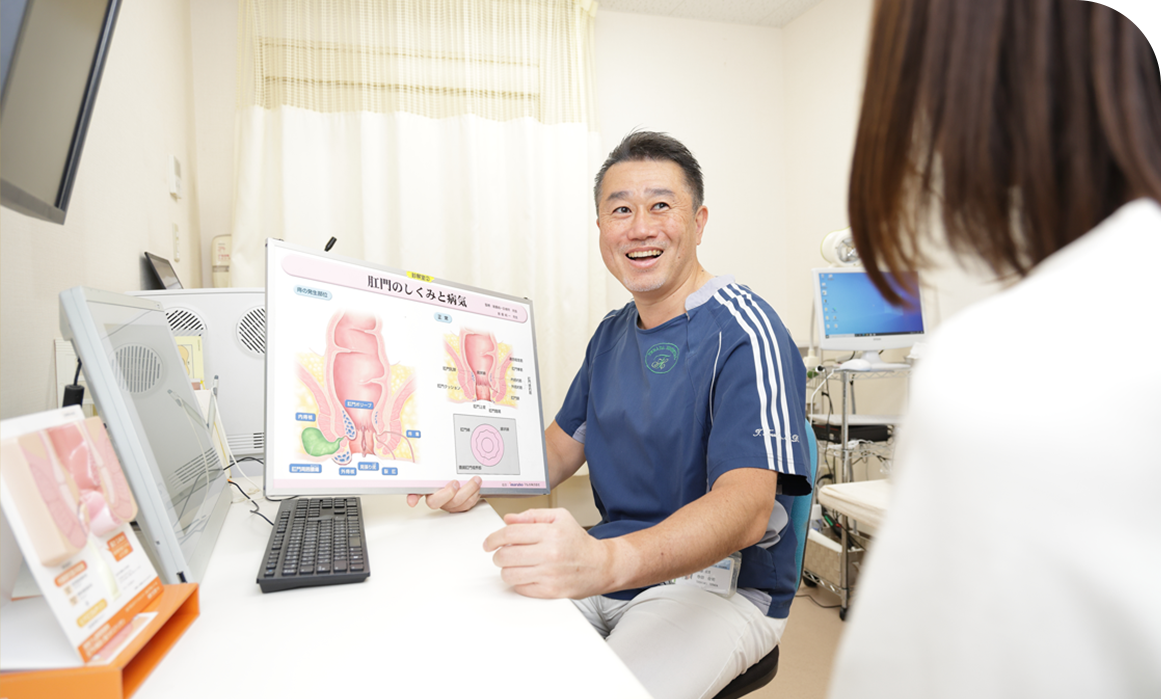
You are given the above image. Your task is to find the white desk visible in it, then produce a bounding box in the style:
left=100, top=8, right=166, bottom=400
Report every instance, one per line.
left=137, top=496, right=651, bottom=698
left=818, top=480, right=891, bottom=530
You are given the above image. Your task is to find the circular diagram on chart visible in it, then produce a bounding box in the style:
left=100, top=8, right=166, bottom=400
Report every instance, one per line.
left=470, top=424, right=505, bottom=466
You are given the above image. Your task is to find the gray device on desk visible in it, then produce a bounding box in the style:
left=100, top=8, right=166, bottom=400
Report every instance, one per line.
left=130, top=288, right=266, bottom=460
left=59, top=287, right=233, bottom=584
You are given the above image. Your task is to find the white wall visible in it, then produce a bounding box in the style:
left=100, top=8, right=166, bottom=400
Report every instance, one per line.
left=781, top=0, right=874, bottom=344
left=189, top=0, right=239, bottom=289
left=783, top=0, right=1004, bottom=349
left=593, top=11, right=790, bottom=318
left=0, top=0, right=205, bottom=420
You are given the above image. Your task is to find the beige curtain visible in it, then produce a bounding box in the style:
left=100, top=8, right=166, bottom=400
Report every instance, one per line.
left=237, top=0, right=598, bottom=124
left=230, top=0, right=607, bottom=420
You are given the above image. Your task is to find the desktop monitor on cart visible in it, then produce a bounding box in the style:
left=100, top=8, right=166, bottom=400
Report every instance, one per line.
left=811, top=267, right=927, bottom=369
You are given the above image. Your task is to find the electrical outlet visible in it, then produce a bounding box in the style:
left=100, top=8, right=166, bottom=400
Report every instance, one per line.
left=173, top=223, right=181, bottom=262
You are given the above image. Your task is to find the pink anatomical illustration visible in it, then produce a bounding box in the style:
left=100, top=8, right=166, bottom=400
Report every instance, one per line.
left=444, top=329, right=513, bottom=405
left=470, top=424, right=505, bottom=466
left=4, top=418, right=139, bottom=567
left=295, top=310, right=417, bottom=465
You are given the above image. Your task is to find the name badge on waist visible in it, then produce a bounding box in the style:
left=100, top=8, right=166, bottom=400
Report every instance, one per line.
left=669, top=551, right=742, bottom=597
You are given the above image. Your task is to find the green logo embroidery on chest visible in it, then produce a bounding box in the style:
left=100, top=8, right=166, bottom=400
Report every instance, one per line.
left=645, top=342, right=680, bottom=374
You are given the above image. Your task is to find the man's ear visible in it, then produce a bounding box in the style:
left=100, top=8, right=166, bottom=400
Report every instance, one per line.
left=695, top=205, right=709, bottom=244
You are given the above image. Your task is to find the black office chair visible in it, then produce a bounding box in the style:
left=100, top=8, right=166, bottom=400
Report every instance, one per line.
left=712, top=421, right=818, bottom=699
left=714, top=646, right=780, bottom=699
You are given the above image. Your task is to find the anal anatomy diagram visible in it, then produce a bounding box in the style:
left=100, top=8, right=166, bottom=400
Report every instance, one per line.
left=295, top=311, right=417, bottom=465
left=443, top=330, right=517, bottom=406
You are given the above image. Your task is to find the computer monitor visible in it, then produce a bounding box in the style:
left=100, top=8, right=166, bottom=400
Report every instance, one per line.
left=265, top=240, right=550, bottom=497
left=812, top=267, right=927, bottom=367
left=59, top=287, right=232, bottom=584
left=144, top=252, right=183, bottom=290
left=1, top=0, right=121, bottom=224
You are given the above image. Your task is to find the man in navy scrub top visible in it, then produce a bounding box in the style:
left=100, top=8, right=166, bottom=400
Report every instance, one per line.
left=412, top=131, right=811, bottom=699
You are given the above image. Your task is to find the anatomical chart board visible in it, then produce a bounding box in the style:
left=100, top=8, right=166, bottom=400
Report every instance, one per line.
left=0, top=406, right=163, bottom=669
left=264, top=241, right=549, bottom=496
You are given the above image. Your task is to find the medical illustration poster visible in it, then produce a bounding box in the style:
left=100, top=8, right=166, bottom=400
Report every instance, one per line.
left=265, top=240, right=549, bottom=496
left=0, top=406, right=163, bottom=669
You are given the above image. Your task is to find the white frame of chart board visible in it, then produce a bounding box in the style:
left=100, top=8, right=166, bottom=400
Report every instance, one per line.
left=264, top=240, right=550, bottom=497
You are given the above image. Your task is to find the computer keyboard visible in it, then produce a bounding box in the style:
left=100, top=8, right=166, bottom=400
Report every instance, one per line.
left=257, top=496, right=370, bottom=593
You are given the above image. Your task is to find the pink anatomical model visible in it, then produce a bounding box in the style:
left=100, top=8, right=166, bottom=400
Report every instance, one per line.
left=17, top=432, right=88, bottom=565
left=296, top=310, right=416, bottom=465
left=444, top=329, right=512, bottom=404
left=46, top=419, right=137, bottom=537
left=5, top=417, right=139, bottom=568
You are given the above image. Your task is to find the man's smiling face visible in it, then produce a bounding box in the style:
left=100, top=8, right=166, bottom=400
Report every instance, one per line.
left=596, top=159, right=708, bottom=300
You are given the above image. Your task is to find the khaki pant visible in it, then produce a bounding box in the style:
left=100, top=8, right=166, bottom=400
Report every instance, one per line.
left=572, top=584, right=789, bottom=699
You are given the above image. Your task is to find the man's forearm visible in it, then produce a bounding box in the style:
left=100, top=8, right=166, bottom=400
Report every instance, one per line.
left=599, top=468, right=778, bottom=594
left=482, top=468, right=778, bottom=601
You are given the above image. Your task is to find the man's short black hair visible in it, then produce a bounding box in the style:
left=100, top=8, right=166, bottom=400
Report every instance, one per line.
left=593, top=131, right=705, bottom=213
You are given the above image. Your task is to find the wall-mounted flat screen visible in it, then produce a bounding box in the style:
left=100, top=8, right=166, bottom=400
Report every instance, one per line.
left=1, top=0, right=121, bottom=224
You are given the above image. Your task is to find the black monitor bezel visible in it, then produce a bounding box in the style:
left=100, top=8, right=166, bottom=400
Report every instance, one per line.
left=0, top=0, right=122, bottom=225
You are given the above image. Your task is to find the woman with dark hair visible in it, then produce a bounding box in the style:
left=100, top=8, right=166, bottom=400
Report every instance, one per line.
left=829, top=1, right=1161, bottom=696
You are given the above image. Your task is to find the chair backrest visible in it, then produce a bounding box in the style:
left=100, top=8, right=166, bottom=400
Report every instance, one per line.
left=711, top=422, right=818, bottom=699
left=788, top=420, right=818, bottom=580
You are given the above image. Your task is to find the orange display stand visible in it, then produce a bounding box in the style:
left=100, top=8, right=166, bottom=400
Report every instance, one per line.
left=0, top=583, right=199, bottom=699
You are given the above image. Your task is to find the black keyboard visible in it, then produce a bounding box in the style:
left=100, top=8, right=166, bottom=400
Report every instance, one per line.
left=257, top=497, right=370, bottom=593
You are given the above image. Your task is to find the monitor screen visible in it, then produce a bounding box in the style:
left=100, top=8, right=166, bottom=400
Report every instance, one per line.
left=59, top=287, right=232, bottom=584
left=813, top=267, right=926, bottom=354
left=1, top=0, right=121, bottom=224
left=264, top=240, right=550, bottom=497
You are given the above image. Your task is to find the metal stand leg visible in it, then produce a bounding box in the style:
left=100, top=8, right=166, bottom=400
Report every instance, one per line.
left=839, top=373, right=851, bottom=620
